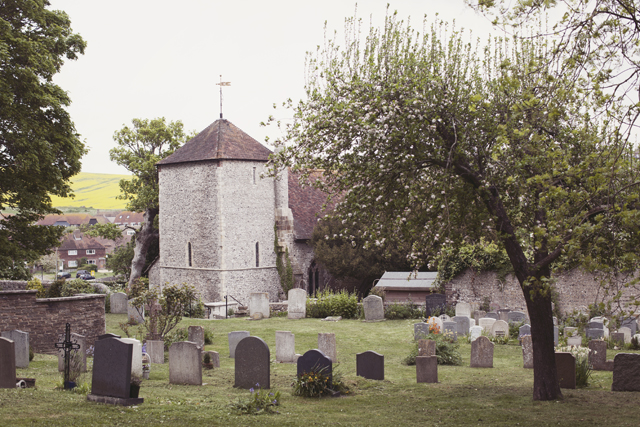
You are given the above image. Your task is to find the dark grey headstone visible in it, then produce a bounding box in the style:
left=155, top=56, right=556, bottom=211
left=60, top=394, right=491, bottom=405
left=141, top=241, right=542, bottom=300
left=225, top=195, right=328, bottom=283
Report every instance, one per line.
left=0, top=337, right=16, bottom=389
left=555, top=352, right=576, bottom=389
left=442, top=321, right=457, bottom=342
left=612, top=353, right=640, bottom=391
left=589, top=340, right=607, bottom=369
left=621, top=318, right=638, bottom=335
left=91, top=337, right=133, bottom=399
left=470, top=336, right=494, bottom=368
left=485, top=312, right=499, bottom=320
left=97, top=333, right=121, bottom=340
left=586, top=328, right=604, bottom=339
left=416, top=356, right=437, bottom=383
left=508, top=311, right=527, bottom=323
left=297, top=349, right=332, bottom=384
left=519, top=324, right=531, bottom=339
left=424, top=294, right=446, bottom=318
left=452, top=316, right=470, bottom=336
left=235, top=336, right=270, bottom=389
left=356, top=351, right=384, bottom=380
left=587, top=321, right=604, bottom=330
left=414, top=323, right=430, bottom=341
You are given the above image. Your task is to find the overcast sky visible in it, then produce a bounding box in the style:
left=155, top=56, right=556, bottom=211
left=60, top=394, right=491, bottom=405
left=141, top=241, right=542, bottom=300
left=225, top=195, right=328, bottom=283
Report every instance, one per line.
left=49, top=1, right=497, bottom=175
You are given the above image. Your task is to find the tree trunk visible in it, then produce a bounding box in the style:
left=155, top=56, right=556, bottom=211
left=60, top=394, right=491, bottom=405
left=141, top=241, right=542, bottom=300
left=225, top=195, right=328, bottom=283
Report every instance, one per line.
left=128, top=207, right=159, bottom=289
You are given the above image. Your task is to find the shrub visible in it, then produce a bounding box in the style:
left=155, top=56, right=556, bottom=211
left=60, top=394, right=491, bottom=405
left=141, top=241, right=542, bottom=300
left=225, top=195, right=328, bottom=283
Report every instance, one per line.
left=403, top=332, right=462, bottom=366
left=306, top=289, right=359, bottom=319
left=292, top=365, right=349, bottom=397
left=229, top=385, right=281, bottom=415
left=509, top=321, right=524, bottom=339
left=26, top=278, right=46, bottom=298
left=79, top=264, right=97, bottom=273
left=385, top=301, right=424, bottom=320
left=60, top=279, right=95, bottom=297
left=163, top=327, right=188, bottom=349
left=204, top=328, right=214, bottom=345
left=47, top=279, right=65, bottom=298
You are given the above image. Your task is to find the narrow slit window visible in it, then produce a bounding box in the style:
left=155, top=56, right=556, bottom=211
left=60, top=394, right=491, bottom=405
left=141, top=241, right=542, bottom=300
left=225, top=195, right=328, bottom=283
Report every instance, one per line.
left=252, top=167, right=256, bottom=184
left=255, top=242, right=259, bottom=267
left=188, top=242, right=192, bottom=267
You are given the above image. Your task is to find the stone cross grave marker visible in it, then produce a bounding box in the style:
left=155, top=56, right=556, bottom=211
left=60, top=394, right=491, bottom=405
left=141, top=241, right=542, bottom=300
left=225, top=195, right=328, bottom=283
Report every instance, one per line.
left=0, top=337, right=16, bottom=389
left=363, top=295, right=384, bottom=321
left=288, top=288, right=307, bottom=319
left=54, top=323, right=80, bottom=389
left=169, top=341, right=202, bottom=385
left=228, top=331, right=250, bottom=358
left=416, top=356, right=438, bottom=383
left=318, top=333, right=337, bottom=362
left=611, top=353, right=640, bottom=392
left=1, top=330, right=29, bottom=368
left=470, top=336, right=494, bottom=368
left=356, top=351, right=384, bottom=380
left=424, top=294, right=446, bottom=318
left=297, top=349, right=332, bottom=384
left=57, top=332, right=86, bottom=373
left=235, top=336, right=270, bottom=389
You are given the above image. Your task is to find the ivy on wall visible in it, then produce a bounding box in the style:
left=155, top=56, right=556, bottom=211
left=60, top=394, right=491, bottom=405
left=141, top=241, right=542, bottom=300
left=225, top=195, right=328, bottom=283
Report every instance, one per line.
left=274, top=223, right=294, bottom=294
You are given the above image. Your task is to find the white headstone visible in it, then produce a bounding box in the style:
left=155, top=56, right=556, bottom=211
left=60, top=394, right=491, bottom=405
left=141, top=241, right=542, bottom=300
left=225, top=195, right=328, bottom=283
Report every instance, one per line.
left=363, top=295, right=385, bottom=321
left=455, top=302, right=471, bottom=318
left=427, top=316, right=443, bottom=333
left=491, top=320, right=509, bottom=338
left=439, top=314, right=451, bottom=323
left=249, top=292, right=270, bottom=319
left=121, top=338, right=143, bottom=378
left=275, top=331, right=297, bottom=363
left=288, top=288, right=307, bottom=319
left=110, top=292, right=128, bottom=314
left=478, top=318, right=497, bottom=333
left=1, top=330, right=28, bottom=368
left=469, top=326, right=483, bottom=342
left=567, top=335, right=582, bottom=346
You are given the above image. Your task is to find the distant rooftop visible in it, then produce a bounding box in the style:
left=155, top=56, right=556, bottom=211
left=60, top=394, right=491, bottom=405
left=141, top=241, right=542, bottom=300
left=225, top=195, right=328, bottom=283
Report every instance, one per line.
left=374, top=272, right=438, bottom=290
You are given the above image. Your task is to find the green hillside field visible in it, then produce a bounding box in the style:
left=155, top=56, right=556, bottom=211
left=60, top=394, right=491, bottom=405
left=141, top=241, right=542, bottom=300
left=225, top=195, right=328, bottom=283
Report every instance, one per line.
left=49, top=172, right=132, bottom=210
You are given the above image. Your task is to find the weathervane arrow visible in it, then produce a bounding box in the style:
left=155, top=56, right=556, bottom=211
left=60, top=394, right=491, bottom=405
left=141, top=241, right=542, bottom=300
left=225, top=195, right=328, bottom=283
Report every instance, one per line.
left=216, top=75, right=231, bottom=119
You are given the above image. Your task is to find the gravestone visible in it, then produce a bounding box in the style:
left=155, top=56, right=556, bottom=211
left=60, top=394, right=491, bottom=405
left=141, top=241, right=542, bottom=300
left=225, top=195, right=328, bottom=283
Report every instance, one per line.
left=611, top=353, right=640, bottom=391
left=249, top=292, right=270, bottom=319
left=424, top=294, right=446, bottom=317
left=203, top=350, right=220, bottom=368
left=588, top=340, right=607, bottom=370
left=363, top=295, right=385, bottom=321
left=88, top=336, right=142, bottom=404
left=297, top=349, right=332, bottom=383
left=0, top=337, right=16, bottom=389
left=57, top=333, right=87, bottom=373
left=414, top=323, right=430, bottom=340
left=508, top=311, right=527, bottom=324
left=318, top=333, right=337, bottom=362
left=554, top=326, right=559, bottom=346
left=127, top=301, right=144, bottom=324
left=470, top=336, right=494, bottom=368
left=418, top=339, right=436, bottom=357
left=567, top=335, right=583, bottom=347
left=469, top=326, right=483, bottom=342
left=146, top=340, right=164, bottom=364
left=491, top=320, right=509, bottom=338
left=485, top=312, right=499, bottom=320
left=555, top=352, right=576, bottom=389
left=1, top=330, right=29, bottom=368
left=235, top=336, right=270, bottom=389
left=188, top=326, right=205, bottom=350
left=611, top=332, right=625, bottom=347
left=121, top=338, right=143, bottom=378
left=439, top=314, right=451, bottom=323
left=442, top=321, right=458, bottom=342
left=416, top=356, right=438, bottom=383
left=564, top=327, right=578, bottom=337
left=169, top=341, right=202, bottom=385
left=618, top=327, right=632, bottom=344
left=98, top=333, right=121, bottom=340
left=522, top=335, right=534, bottom=369
left=110, top=292, right=128, bottom=314
left=275, top=331, right=297, bottom=363
left=455, top=302, right=471, bottom=318
left=586, top=327, right=605, bottom=340
left=497, top=309, right=511, bottom=322
left=478, top=318, right=496, bottom=333
left=621, top=318, right=638, bottom=335
left=426, top=316, right=443, bottom=334
left=452, top=316, right=471, bottom=336
left=356, top=351, right=384, bottom=380
left=519, top=324, right=531, bottom=340
left=473, top=310, right=486, bottom=321
left=288, top=288, right=307, bottom=319
left=228, top=331, right=250, bottom=358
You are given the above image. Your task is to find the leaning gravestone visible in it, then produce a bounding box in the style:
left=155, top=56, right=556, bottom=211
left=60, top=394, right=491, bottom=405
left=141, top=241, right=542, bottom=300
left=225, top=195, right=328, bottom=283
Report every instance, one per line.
left=297, top=349, right=332, bottom=383
left=414, top=323, right=430, bottom=340
left=249, top=292, right=270, bottom=319
left=0, top=337, right=16, bottom=389
left=88, top=336, right=143, bottom=405
left=356, top=351, right=384, bottom=380
left=555, top=352, right=576, bottom=389
left=473, top=310, right=487, bottom=321
left=416, top=356, right=438, bottom=383
left=470, top=336, right=494, bottom=368
left=611, top=353, right=640, bottom=392
left=1, top=330, right=29, bottom=368
left=452, top=316, right=471, bottom=336
left=522, top=335, right=534, bottom=369
left=418, top=339, right=436, bottom=357
left=188, top=326, right=205, bottom=350
left=288, top=288, right=307, bottom=319
left=235, top=336, right=270, bottom=389
left=491, top=320, right=509, bottom=338
left=318, top=333, right=337, bottom=362
left=146, top=340, right=164, bottom=364
left=363, top=295, right=385, bottom=321
left=121, top=338, right=143, bottom=378
left=508, top=311, right=527, bottom=324
left=424, top=294, right=446, bottom=318
left=228, top=331, right=250, bottom=358
left=275, top=331, right=297, bottom=363
left=57, top=333, right=87, bottom=372
left=455, top=302, right=471, bottom=318
left=469, top=326, right=483, bottom=342
left=442, top=321, right=457, bottom=342
left=110, top=292, right=128, bottom=314
left=169, top=341, right=202, bottom=385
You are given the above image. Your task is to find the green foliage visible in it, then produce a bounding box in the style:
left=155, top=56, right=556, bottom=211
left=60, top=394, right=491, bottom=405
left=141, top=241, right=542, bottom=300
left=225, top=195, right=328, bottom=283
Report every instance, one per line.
left=85, top=223, right=124, bottom=242
left=384, top=301, right=424, bottom=320
left=163, top=327, right=187, bottom=349
left=184, top=298, right=205, bottom=319
left=229, top=386, right=281, bottom=415
left=46, top=279, right=65, bottom=298
left=509, top=321, right=524, bottom=340
left=29, top=346, right=34, bottom=362
left=60, top=279, right=95, bottom=297
left=404, top=333, right=463, bottom=366
left=107, top=240, right=135, bottom=281
left=274, top=224, right=294, bottom=295
left=79, top=264, right=97, bottom=273
left=292, top=365, right=349, bottom=398
left=26, top=278, right=46, bottom=298
left=306, top=288, right=359, bottom=319
left=435, top=239, right=511, bottom=287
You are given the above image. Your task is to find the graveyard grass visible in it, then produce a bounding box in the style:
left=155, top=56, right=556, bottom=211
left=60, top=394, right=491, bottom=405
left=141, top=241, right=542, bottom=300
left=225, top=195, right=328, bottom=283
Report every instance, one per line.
left=1, top=315, right=639, bottom=426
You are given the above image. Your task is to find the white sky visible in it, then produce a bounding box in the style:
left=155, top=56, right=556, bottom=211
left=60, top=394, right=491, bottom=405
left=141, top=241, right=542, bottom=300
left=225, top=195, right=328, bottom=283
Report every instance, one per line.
left=49, top=1, right=498, bottom=175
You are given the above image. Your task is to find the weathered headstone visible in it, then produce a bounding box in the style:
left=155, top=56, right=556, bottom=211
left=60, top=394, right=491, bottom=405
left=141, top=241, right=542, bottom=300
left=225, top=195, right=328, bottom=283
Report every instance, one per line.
left=416, top=356, right=438, bottom=383
left=0, top=337, right=16, bottom=389
left=318, top=333, right=337, bottom=362
left=235, top=336, right=270, bottom=389
left=508, top=311, right=527, bottom=324
left=275, top=331, right=297, bottom=363
left=469, top=326, right=483, bottom=342
left=203, top=350, right=220, bottom=368
left=618, top=327, right=632, bottom=344
left=89, top=337, right=139, bottom=403
left=611, top=332, right=625, bottom=347
left=491, top=320, right=509, bottom=338
left=249, top=292, right=270, bottom=319
left=418, top=339, right=436, bottom=356
left=478, top=318, right=496, bottom=333
left=1, top=330, right=29, bottom=368
left=470, top=336, right=494, bottom=368
left=110, top=292, right=128, bottom=314
left=567, top=335, right=583, bottom=347
left=188, top=326, right=205, bottom=350
left=121, top=338, right=143, bottom=378
left=611, top=353, right=640, bottom=392
left=169, top=341, right=202, bottom=385
left=442, top=321, right=458, bottom=342
left=356, top=351, right=384, bottom=380
left=522, top=335, right=534, bottom=369
left=363, top=295, right=385, bottom=321
left=555, top=352, right=576, bottom=389
left=452, top=316, right=471, bottom=336
left=297, top=349, right=332, bottom=383
left=485, top=312, right=499, bottom=320
left=288, top=288, right=307, bottom=319
left=424, top=294, right=446, bottom=317
left=228, top=331, right=250, bottom=358
left=146, top=340, right=164, bottom=364
left=586, top=327, right=605, bottom=340
left=554, top=326, right=559, bottom=347
left=519, top=324, right=531, bottom=340
left=127, top=301, right=144, bottom=324
left=455, top=302, right=471, bottom=318
left=588, top=340, right=607, bottom=370
left=57, top=333, right=87, bottom=373
left=621, top=317, right=638, bottom=335
left=414, top=322, right=430, bottom=340
left=497, top=309, right=511, bottom=322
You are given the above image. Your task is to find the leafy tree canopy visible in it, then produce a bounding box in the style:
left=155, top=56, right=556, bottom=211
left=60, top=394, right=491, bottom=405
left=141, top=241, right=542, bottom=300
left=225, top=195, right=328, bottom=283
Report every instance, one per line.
left=0, top=0, right=86, bottom=278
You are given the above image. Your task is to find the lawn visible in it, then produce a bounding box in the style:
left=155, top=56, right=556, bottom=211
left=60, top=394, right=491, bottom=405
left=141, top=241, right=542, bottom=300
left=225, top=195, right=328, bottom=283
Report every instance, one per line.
left=1, top=314, right=639, bottom=426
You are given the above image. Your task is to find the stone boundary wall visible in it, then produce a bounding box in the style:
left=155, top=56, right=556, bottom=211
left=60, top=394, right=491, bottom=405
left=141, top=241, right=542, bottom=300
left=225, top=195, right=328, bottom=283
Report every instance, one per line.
left=0, top=290, right=106, bottom=354
left=446, top=268, right=640, bottom=316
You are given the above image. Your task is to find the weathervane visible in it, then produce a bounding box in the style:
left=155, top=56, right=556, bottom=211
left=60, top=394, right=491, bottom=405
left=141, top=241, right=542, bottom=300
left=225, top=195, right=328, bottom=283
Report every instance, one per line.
left=216, top=75, right=231, bottom=119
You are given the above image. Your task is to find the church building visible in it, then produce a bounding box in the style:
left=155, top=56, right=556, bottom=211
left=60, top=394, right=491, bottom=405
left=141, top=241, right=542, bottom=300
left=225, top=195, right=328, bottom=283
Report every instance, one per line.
left=149, top=119, right=330, bottom=305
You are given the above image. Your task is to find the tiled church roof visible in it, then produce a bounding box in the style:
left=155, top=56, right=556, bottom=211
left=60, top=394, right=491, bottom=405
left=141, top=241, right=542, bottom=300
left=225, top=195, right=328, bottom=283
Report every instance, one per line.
left=288, top=170, right=337, bottom=240
left=157, top=119, right=272, bottom=165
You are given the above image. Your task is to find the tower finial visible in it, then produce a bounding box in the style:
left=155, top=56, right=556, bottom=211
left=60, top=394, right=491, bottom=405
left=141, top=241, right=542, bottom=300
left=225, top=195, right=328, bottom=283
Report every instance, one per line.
left=216, top=75, right=231, bottom=119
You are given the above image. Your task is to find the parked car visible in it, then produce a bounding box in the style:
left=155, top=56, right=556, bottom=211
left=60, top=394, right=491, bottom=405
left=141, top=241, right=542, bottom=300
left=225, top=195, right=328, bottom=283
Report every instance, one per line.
left=77, top=272, right=94, bottom=281
left=57, top=272, right=71, bottom=279
left=76, top=270, right=90, bottom=278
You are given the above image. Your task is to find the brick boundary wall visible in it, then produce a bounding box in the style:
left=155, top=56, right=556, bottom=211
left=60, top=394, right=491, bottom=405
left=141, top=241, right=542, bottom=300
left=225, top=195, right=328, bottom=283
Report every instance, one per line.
left=0, top=290, right=106, bottom=355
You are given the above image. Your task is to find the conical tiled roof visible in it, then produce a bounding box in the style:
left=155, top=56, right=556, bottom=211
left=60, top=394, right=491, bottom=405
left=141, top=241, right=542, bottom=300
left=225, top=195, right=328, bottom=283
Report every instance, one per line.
left=157, top=119, right=272, bottom=165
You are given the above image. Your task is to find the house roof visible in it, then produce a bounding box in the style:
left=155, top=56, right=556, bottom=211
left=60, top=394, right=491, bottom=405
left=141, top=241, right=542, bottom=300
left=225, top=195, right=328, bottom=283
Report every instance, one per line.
left=288, top=170, right=336, bottom=240
left=373, top=272, right=438, bottom=290
left=157, top=119, right=272, bottom=166
left=58, top=232, right=106, bottom=251
left=114, top=211, right=144, bottom=224
left=36, top=214, right=107, bottom=227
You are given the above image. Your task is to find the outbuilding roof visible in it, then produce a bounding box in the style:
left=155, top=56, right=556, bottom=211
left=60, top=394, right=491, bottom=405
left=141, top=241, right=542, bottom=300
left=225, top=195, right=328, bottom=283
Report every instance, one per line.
left=157, top=119, right=272, bottom=165
left=374, top=272, right=438, bottom=290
